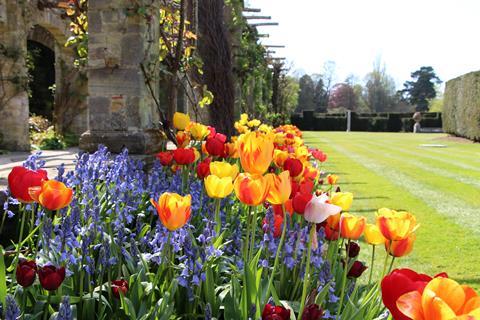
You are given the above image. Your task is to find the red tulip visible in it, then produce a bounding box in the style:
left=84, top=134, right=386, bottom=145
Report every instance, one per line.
left=292, top=192, right=313, bottom=215
left=262, top=303, right=291, bottom=320
left=38, top=265, right=65, bottom=291
left=173, top=148, right=195, bottom=165
left=381, top=268, right=448, bottom=320
left=156, top=151, right=174, bottom=166
left=205, top=133, right=227, bottom=157
left=311, top=149, right=327, bottom=162
left=302, top=304, right=324, bottom=320
left=262, top=213, right=284, bottom=238
left=16, top=259, right=37, bottom=287
left=8, top=166, right=48, bottom=203
left=348, top=261, right=368, bottom=278
left=196, top=157, right=211, bottom=179
left=283, top=157, right=303, bottom=178
left=112, top=279, right=129, bottom=299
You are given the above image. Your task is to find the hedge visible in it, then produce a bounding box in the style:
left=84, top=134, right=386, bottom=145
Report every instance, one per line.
left=443, top=71, right=480, bottom=141
left=291, top=111, right=442, bottom=132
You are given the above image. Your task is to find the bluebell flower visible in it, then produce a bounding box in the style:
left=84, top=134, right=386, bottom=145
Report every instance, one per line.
left=56, top=296, right=72, bottom=320
left=4, top=295, right=20, bottom=320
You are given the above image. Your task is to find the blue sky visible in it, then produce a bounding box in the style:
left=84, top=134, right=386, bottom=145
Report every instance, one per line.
left=246, top=0, right=480, bottom=89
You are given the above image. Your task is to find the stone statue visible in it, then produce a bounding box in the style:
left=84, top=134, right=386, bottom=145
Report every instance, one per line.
left=413, top=112, right=422, bottom=133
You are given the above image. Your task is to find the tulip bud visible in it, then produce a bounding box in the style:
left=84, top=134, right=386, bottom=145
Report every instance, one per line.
left=262, top=303, right=291, bottom=320
left=348, top=261, right=368, bottom=278
left=112, top=279, right=129, bottom=299
left=38, top=265, right=65, bottom=291
left=16, top=259, right=37, bottom=288
left=345, top=242, right=360, bottom=258
left=302, top=304, right=324, bottom=320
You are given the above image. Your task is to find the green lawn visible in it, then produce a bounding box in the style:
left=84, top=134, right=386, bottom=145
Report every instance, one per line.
left=303, top=131, right=480, bottom=289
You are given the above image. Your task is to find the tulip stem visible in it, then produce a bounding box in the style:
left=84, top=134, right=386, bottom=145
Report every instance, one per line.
left=298, top=224, right=315, bottom=319
left=248, top=206, right=258, bottom=261
left=368, top=245, right=376, bottom=285
left=0, top=209, right=6, bottom=236
left=214, top=199, right=221, bottom=237
left=336, top=239, right=351, bottom=318
left=264, top=208, right=288, bottom=306
left=388, top=256, right=396, bottom=274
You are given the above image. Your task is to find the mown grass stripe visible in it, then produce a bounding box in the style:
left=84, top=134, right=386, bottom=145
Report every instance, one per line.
left=353, top=142, right=480, bottom=190
left=319, top=137, right=480, bottom=236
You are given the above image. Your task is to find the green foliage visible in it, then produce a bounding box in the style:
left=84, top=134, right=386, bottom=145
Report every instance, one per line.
left=364, top=60, right=397, bottom=112
left=443, top=71, right=480, bottom=141
left=428, top=97, right=443, bottom=112
left=297, top=75, right=315, bottom=111
left=399, top=66, right=441, bottom=112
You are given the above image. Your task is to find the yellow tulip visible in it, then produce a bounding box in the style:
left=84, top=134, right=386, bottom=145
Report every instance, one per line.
left=209, top=161, right=239, bottom=180
left=364, top=224, right=386, bottom=245
left=237, top=131, right=274, bottom=175
left=173, top=112, right=190, bottom=131
left=273, top=149, right=289, bottom=168
left=265, top=171, right=292, bottom=205
left=204, top=175, right=234, bottom=199
left=190, top=122, right=209, bottom=140
left=150, top=192, right=191, bottom=231
left=331, top=192, right=354, bottom=212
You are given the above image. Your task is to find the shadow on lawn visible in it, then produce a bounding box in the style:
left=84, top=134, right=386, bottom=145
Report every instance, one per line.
left=355, top=196, right=390, bottom=200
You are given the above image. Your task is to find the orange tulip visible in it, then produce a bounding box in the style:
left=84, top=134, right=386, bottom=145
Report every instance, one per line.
left=29, top=180, right=73, bottom=211
left=396, top=277, right=480, bottom=320
left=327, top=213, right=341, bottom=231
left=364, top=223, right=386, bottom=245
left=233, top=173, right=270, bottom=206
left=237, top=132, right=274, bottom=175
left=339, top=213, right=366, bottom=240
left=376, top=208, right=418, bottom=241
left=265, top=171, right=292, bottom=205
left=327, top=174, right=338, bottom=185
left=150, top=192, right=191, bottom=231
left=386, top=233, right=416, bottom=257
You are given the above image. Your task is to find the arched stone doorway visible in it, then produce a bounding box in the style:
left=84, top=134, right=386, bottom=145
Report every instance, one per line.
left=27, top=25, right=56, bottom=122
left=0, top=2, right=87, bottom=151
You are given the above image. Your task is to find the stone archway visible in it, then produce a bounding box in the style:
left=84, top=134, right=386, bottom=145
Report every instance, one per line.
left=0, top=1, right=87, bottom=151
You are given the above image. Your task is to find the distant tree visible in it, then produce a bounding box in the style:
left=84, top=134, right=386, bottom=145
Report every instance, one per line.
left=328, top=83, right=357, bottom=111
left=313, top=78, right=328, bottom=112
left=364, top=59, right=397, bottom=112
left=297, top=74, right=315, bottom=111
left=399, top=66, right=441, bottom=112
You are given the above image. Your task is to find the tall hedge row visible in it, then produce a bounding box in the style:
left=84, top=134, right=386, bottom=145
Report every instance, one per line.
left=443, top=71, right=480, bottom=141
left=291, top=111, right=442, bottom=132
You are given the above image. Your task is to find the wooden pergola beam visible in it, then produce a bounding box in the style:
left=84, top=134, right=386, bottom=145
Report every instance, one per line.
left=243, top=8, right=261, bottom=12
left=244, top=16, right=271, bottom=20
left=250, top=22, right=279, bottom=27
left=264, top=45, right=286, bottom=48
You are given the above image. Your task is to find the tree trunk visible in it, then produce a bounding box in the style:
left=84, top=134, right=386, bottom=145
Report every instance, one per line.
left=197, top=0, right=235, bottom=137
left=167, top=73, right=178, bottom=122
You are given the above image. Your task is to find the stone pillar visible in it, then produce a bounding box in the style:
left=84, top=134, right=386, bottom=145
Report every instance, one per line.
left=0, top=1, right=29, bottom=151
left=79, top=0, right=162, bottom=153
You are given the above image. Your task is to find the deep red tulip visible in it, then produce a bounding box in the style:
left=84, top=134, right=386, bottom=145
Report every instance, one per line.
left=16, top=259, right=37, bottom=287
left=112, top=279, right=129, bottom=299
left=262, top=303, right=291, bottom=320
left=173, top=148, right=195, bottom=165
left=381, top=268, right=447, bottom=320
left=38, top=265, right=65, bottom=291
left=205, top=133, right=227, bottom=157
left=156, top=151, right=174, bottom=166
left=283, top=158, right=303, bottom=178
left=347, top=261, right=368, bottom=278
left=345, top=242, right=360, bottom=258
left=196, top=157, right=211, bottom=179
left=8, top=166, right=48, bottom=203
left=302, top=304, right=324, bottom=320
